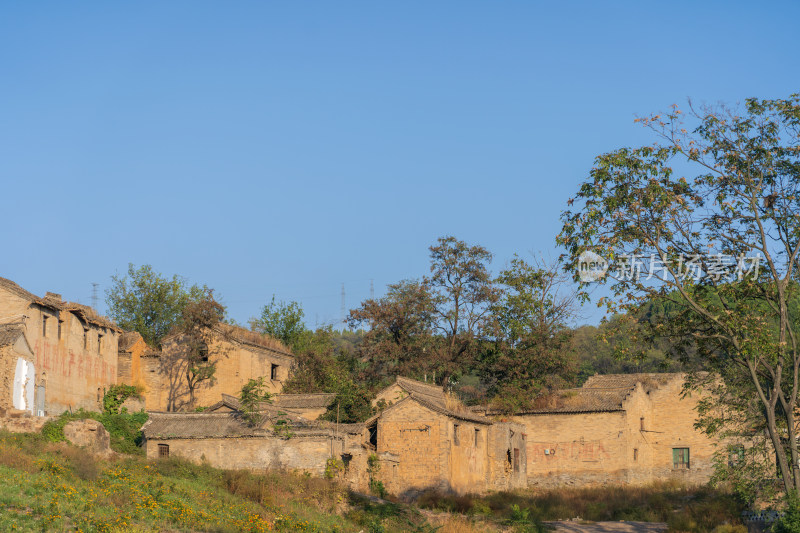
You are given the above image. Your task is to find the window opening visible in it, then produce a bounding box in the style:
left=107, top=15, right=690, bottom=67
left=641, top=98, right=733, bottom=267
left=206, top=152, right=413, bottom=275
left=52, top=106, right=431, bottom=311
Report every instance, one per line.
left=673, top=448, right=690, bottom=469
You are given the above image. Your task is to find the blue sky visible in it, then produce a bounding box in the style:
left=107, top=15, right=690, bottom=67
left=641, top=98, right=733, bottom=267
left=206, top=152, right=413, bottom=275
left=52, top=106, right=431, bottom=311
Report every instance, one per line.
left=1, top=2, right=798, bottom=327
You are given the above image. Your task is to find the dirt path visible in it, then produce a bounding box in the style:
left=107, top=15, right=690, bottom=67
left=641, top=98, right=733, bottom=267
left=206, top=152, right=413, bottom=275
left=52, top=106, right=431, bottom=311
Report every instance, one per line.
left=545, top=521, right=667, bottom=533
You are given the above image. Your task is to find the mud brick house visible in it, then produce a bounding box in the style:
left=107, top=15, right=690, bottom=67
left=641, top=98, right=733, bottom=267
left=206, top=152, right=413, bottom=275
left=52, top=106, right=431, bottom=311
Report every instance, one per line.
left=143, top=377, right=527, bottom=496
left=205, top=392, right=336, bottom=420
left=0, top=278, right=120, bottom=414
left=0, top=323, right=36, bottom=413
left=123, top=324, right=295, bottom=411
left=143, top=399, right=370, bottom=484
left=368, top=376, right=527, bottom=496
left=478, top=373, right=717, bottom=488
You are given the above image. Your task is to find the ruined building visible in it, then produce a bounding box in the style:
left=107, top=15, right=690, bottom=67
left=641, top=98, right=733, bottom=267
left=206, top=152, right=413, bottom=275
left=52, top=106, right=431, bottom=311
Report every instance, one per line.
left=142, top=377, right=528, bottom=496
left=119, top=324, right=294, bottom=411
left=475, top=373, right=718, bottom=487
left=0, top=278, right=121, bottom=414
left=0, top=277, right=295, bottom=416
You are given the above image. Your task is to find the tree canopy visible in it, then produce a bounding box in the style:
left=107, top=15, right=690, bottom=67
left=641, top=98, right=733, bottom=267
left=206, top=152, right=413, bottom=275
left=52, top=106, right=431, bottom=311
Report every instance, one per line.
left=558, top=94, right=800, bottom=501
left=106, top=263, right=207, bottom=347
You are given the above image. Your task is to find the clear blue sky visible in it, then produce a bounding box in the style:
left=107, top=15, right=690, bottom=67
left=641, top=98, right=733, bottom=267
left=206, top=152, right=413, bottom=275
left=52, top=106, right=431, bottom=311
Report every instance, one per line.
left=1, top=2, right=798, bottom=327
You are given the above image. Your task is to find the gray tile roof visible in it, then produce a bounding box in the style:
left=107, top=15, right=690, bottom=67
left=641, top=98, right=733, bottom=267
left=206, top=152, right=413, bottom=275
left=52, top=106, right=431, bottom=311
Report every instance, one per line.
left=0, top=323, right=25, bottom=347
left=377, top=376, right=495, bottom=425
left=0, top=277, right=119, bottom=331
left=274, top=393, right=336, bottom=409
left=143, top=410, right=365, bottom=440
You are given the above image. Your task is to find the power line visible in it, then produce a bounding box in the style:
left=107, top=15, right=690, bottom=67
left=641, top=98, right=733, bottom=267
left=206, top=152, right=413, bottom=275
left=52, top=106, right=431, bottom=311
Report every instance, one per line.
left=91, top=283, right=99, bottom=312
left=340, top=283, right=346, bottom=331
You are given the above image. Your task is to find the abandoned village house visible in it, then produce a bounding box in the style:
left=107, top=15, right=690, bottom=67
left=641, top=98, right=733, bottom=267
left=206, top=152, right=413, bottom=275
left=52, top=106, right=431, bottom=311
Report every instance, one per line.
left=118, top=324, right=295, bottom=412
left=0, top=277, right=295, bottom=416
left=142, top=376, right=528, bottom=497
left=474, top=373, right=718, bottom=487
left=0, top=277, right=121, bottom=414
left=0, top=276, right=724, bottom=493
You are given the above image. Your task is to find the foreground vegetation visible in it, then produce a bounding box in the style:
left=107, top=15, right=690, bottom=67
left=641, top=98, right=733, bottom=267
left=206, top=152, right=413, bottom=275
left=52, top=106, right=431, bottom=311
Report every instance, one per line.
left=0, top=429, right=501, bottom=532
left=0, top=425, right=753, bottom=532
left=418, top=482, right=747, bottom=533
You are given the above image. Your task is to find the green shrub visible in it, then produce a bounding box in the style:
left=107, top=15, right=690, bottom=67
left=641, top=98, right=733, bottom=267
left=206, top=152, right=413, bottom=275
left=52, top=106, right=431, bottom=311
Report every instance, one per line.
left=102, top=384, right=141, bottom=415
left=774, top=491, right=800, bottom=533
left=40, top=409, right=148, bottom=454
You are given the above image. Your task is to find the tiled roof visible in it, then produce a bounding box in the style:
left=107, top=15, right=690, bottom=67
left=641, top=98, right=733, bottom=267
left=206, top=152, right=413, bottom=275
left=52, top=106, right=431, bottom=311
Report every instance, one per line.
left=218, top=324, right=294, bottom=358
left=410, top=394, right=496, bottom=425
left=274, top=393, right=336, bottom=409
left=480, top=373, right=684, bottom=415
left=395, top=376, right=447, bottom=403
left=515, top=387, right=633, bottom=414
left=208, top=393, right=333, bottom=417
left=119, top=331, right=144, bottom=352
left=60, top=302, right=120, bottom=331
left=376, top=377, right=494, bottom=425
left=162, top=325, right=294, bottom=360
left=0, top=277, right=119, bottom=331
left=144, top=412, right=266, bottom=439
left=582, top=373, right=680, bottom=391
left=0, top=277, right=39, bottom=301
left=143, top=410, right=365, bottom=440
left=0, top=323, right=25, bottom=347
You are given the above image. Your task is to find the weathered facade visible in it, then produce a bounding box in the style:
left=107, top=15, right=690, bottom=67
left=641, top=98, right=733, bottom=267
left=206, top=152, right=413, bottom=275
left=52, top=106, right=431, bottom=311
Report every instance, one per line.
left=143, top=403, right=370, bottom=484
left=0, top=278, right=120, bottom=414
left=123, top=325, right=294, bottom=411
left=481, top=373, right=717, bottom=487
left=143, top=378, right=528, bottom=497
left=369, top=393, right=527, bottom=497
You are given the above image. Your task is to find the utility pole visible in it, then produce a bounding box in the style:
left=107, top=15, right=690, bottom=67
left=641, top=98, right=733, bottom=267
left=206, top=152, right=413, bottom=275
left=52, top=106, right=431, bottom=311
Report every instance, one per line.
left=370, top=279, right=374, bottom=300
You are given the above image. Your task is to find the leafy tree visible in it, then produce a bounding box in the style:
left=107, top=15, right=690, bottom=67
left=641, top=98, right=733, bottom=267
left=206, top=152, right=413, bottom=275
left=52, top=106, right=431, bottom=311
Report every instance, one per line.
left=239, top=377, right=273, bottom=427
left=282, top=326, right=373, bottom=423
left=480, top=256, right=577, bottom=411
left=349, top=279, right=438, bottom=384
left=162, top=290, right=229, bottom=410
left=250, top=296, right=307, bottom=350
left=427, top=236, right=499, bottom=388
left=774, top=491, right=800, bottom=533
left=557, top=94, right=800, bottom=498
left=106, top=263, right=206, bottom=346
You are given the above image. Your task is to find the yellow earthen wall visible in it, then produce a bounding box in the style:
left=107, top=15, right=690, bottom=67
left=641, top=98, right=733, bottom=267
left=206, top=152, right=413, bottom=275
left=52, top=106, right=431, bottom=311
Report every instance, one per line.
left=141, top=335, right=293, bottom=411
left=519, top=379, right=718, bottom=487
left=0, top=288, right=119, bottom=414
left=376, top=400, right=446, bottom=494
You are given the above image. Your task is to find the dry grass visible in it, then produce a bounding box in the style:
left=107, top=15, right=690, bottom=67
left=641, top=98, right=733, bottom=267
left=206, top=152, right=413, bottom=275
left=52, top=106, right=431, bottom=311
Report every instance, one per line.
left=0, top=442, right=36, bottom=471
left=220, top=323, right=292, bottom=353
left=417, top=482, right=744, bottom=533
left=445, top=393, right=471, bottom=414
left=426, top=513, right=499, bottom=533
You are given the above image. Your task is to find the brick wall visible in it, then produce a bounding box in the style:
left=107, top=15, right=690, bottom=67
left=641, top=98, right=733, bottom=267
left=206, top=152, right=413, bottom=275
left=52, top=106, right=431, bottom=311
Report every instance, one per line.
left=138, top=334, right=293, bottom=411
left=374, top=398, right=527, bottom=495
left=0, top=287, right=119, bottom=414
left=376, top=400, right=447, bottom=494
left=517, top=378, right=718, bottom=487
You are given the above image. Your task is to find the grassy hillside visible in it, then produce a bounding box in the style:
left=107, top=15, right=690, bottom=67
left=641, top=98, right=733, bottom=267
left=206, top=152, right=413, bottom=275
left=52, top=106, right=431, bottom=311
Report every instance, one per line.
left=0, top=429, right=499, bottom=532
left=0, top=421, right=745, bottom=533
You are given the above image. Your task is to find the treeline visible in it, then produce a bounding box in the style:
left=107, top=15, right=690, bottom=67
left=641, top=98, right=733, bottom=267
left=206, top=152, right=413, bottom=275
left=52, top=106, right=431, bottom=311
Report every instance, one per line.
left=106, top=237, right=692, bottom=422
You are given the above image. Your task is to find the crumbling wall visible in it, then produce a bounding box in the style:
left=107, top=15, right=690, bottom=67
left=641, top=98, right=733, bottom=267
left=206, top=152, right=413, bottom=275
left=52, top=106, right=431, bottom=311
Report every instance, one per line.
left=518, top=410, right=629, bottom=487
left=145, top=432, right=365, bottom=479
left=375, top=399, right=447, bottom=496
